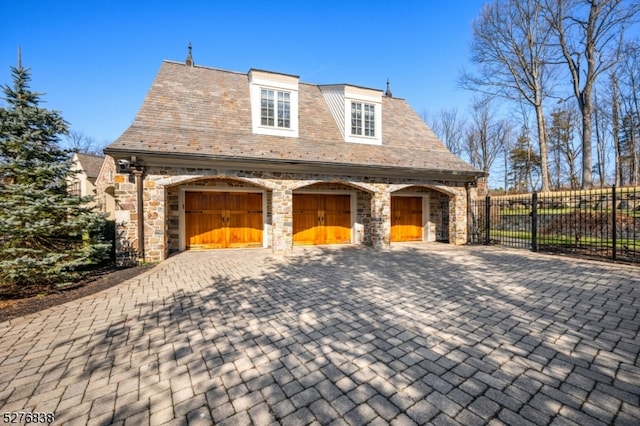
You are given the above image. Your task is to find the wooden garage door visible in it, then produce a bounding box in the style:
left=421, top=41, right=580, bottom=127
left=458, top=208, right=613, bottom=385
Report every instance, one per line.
left=293, top=194, right=351, bottom=245
left=391, top=196, right=423, bottom=242
left=185, top=192, right=263, bottom=249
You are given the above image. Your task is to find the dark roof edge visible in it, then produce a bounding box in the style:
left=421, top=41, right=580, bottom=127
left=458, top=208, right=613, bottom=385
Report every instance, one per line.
left=104, top=147, right=486, bottom=180
left=162, top=60, right=248, bottom=77
left=317, top=83, right=383, bottom=94
left=249, top=68, right=300, bottom=79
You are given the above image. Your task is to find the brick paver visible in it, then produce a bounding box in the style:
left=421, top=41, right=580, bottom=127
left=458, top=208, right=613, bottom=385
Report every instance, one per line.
left=1, top=244, right=639, bottom=425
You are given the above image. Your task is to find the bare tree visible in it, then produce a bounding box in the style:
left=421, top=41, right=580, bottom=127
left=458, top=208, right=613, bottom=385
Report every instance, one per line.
left=594, top=84, right=612, bottom=186
left=545, top=0, right=640, bottom=188
left=66, top=130, right=105, bottom=155
left=427, top=108, right=467, bottom=157
left=464, top=97, right=511, bottom=182
left=617, top=40, right=640, bottom=185
left=610, top=71, right=623, bottom=186
left=460, top=0, right=557, bottom=192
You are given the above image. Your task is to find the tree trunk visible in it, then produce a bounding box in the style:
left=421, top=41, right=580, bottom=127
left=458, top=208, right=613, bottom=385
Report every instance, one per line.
left=611, top=74, right=622, bottom=186
left=535, top=103, right=551, bottom=191
left=581, top=95, right=594, bottom=188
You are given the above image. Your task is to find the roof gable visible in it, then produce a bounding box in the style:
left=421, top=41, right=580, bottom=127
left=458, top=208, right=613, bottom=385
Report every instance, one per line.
left=73, top=152, right=104, bottom=180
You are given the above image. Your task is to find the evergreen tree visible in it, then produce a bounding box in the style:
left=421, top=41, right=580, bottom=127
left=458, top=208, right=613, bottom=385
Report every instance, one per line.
left=509, top=130, right=541, bottom=193
left=0, top=54, right=108, bottom=290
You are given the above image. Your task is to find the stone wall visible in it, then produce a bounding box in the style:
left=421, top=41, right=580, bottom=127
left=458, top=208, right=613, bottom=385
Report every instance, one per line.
left=110, top=166, right=471, bottom=262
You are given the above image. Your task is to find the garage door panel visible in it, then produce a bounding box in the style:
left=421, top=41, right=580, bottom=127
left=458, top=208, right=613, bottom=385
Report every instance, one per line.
left=391, top=196, right=423, bottom=242
left=228, top=212, right=263, bottom=247
left=186, top=212, right=226, bottom=249
left=292, top=213, right=317, bottom=245
left=293, top=194, right=351, bottom=245
left=186, top=192, right=263, bottom=249
left=324, top=222, right=351, bottom=244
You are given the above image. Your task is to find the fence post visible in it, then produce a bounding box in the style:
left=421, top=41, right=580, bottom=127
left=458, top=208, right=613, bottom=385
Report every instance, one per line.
left=531, top=192, right=538, bottom=252
left=485, top=195, right=491, bottom=245
left=612, top=185, right=617, bottom=261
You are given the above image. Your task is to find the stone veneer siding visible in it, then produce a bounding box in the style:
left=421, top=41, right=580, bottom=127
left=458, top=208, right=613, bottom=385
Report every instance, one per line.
left=112, top=166, right=473, bottom=263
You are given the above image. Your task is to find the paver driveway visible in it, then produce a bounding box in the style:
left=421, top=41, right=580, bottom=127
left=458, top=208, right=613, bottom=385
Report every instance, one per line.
left=1, top=244, right=639, bottom=425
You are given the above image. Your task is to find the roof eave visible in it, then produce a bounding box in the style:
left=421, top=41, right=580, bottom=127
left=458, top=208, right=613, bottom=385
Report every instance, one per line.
left=104, top=148, right=486, bottom=181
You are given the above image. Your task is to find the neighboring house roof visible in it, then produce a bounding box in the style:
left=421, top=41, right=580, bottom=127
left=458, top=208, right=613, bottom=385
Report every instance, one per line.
left=106, top=61, right=484, bottom=180
left=74, top=152, right=104, bottom=183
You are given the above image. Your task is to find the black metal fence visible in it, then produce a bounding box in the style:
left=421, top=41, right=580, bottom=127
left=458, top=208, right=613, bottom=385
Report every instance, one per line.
left=469, top=186, right=640, bottom=264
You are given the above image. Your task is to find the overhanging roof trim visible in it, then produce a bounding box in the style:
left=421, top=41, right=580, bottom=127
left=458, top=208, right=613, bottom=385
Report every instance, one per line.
left=104, top=147, right=487, bottom=179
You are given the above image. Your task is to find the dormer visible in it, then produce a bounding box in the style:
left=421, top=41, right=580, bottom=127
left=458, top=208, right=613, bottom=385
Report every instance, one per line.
left=249, top=69, right=299, bottom=138
left=320, top=84, right=383, bottom=145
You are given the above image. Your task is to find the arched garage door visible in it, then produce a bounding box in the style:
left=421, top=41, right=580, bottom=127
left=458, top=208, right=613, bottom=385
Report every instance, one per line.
left=185, top=191, right=263, bottom=249
left=293, top=194, right=351, bottom=245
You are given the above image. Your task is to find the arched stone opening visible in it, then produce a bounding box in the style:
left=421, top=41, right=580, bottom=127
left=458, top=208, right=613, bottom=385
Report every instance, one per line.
left=166, top=177, right=271, bottom=254
left=390, top=185, right=453, bottom=243
left=291, top=181, right=374, bottom=247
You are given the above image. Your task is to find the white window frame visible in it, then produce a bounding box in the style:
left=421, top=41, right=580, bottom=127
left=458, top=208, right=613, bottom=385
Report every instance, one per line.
left=261, top=88, right=291, bottom=129
left=351, top=102, right=376, bottom=137
left=250, top=70, right=299, bottom=137
left=343, top=86, right=382, bottom=145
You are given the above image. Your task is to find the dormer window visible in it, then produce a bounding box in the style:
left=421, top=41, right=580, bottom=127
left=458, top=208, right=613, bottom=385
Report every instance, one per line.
left=250, top=69, right=299, bottom=137
left=261, top=89, right=290, bottom=128
left=351, top=102, right=375, bottom=137
left=319, top=84, right=382, bottom=145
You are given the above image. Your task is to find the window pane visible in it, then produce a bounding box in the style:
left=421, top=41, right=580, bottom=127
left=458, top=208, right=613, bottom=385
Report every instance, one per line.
left=261, top=89, right=275, bottom=126
left=277, top=91, right=291, bottom=128
left=351, top=102, right=362, bottom=135
left=364, top=104, right=375, bottom=136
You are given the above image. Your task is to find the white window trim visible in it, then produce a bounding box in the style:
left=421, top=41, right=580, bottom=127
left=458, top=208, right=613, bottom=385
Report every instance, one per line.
left=250, top=71, right=299, bottom=137
left=350, top=101, right=377, bottom=138
left=343, top=90, right=382, bottom=145
left=260, top=88, right=292, bottom=129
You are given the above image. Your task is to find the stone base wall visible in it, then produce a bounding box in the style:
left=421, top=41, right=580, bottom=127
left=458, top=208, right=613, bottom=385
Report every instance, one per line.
left=111, top=166, right=471, bottom=262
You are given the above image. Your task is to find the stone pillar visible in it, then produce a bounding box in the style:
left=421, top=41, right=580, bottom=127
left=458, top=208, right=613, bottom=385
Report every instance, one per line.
left=144, top=178, right=165, bottom=262
left=113, top=173, right=139, bottom=266
left=371, top=188, right=391, bottom=248
left=449, top=188, right=468, bottom=245
left=271, top=186, right=293, bottom=254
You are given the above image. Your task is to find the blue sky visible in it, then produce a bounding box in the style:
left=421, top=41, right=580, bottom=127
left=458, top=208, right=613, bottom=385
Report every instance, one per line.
left=1, top=1, right=487, bottom=148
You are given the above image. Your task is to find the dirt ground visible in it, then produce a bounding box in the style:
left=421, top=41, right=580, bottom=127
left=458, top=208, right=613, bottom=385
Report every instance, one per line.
left=0, top=265, right=153, bottom=322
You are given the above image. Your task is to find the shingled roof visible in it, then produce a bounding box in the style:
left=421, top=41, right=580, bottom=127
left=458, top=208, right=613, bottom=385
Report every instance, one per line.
left=106, top=61, right=483, bottom=180
left=73, top=152, right=104, bottom=183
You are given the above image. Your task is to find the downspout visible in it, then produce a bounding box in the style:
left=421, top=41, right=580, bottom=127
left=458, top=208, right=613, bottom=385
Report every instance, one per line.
left=133, top=168, right=145, bottom=263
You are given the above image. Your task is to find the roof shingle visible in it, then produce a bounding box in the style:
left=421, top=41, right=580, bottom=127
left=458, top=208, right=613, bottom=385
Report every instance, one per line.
left=74, top=152, right=104, bottom=180
left=106, top=61, right=482, bottom=177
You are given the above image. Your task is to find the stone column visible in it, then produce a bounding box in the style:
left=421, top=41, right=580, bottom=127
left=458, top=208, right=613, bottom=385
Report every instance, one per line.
left=113, top=173, right=139, bottom=266
left=371, top=188, right=391, bottom=248
left=449, top=188, right=468, bottom=245
left=271, top=186, right=293, bottom=254
left=144, top=178, right=165, bottom=262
